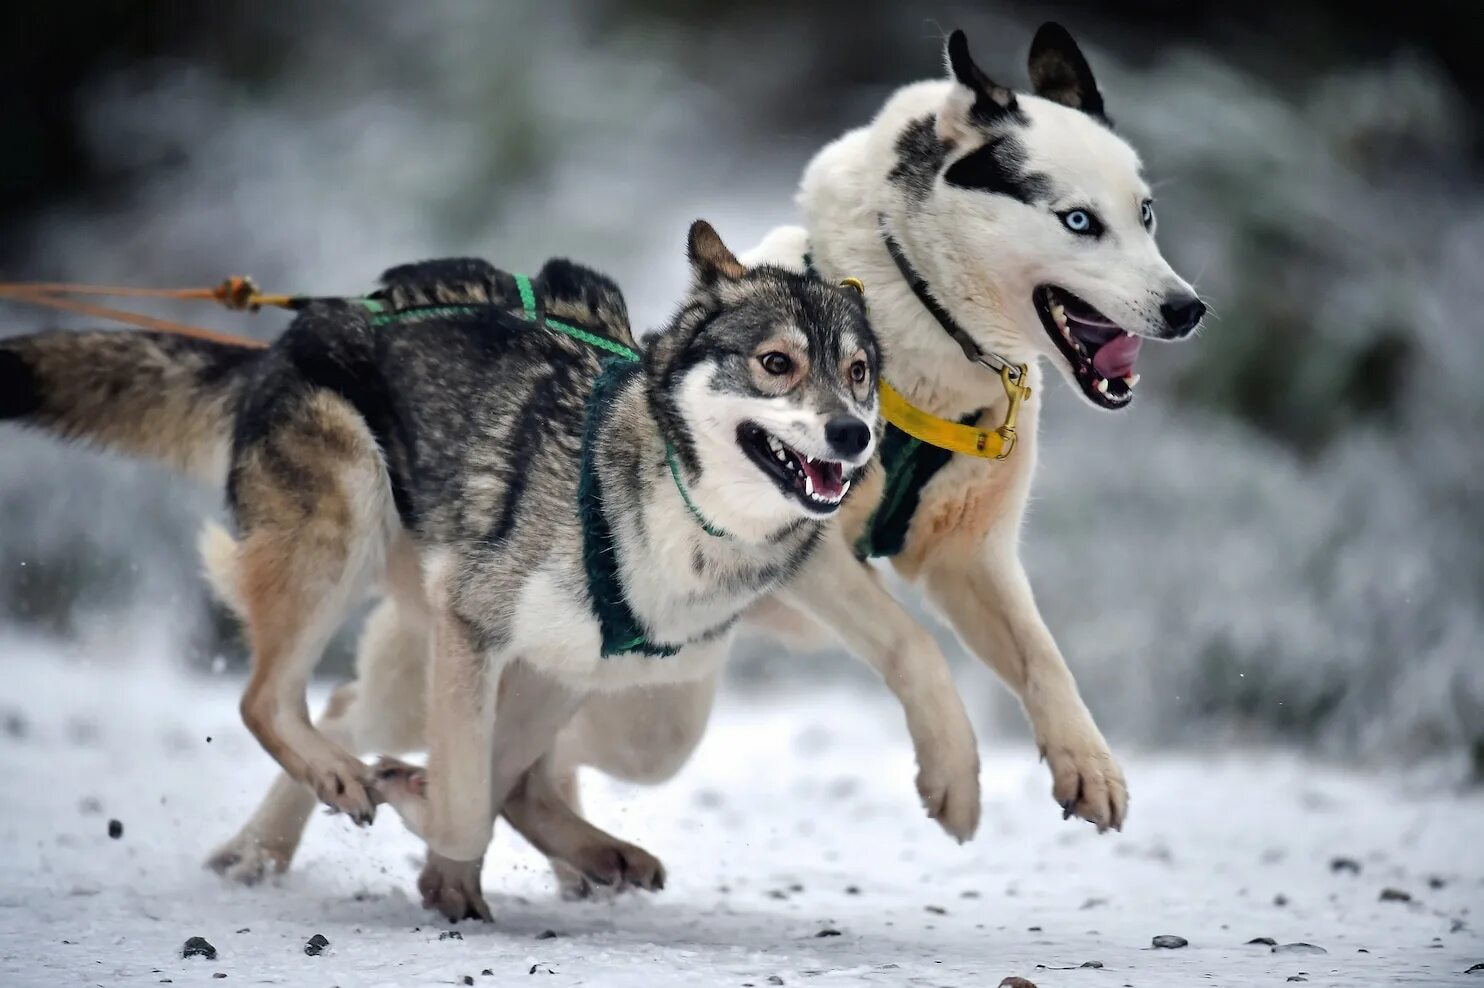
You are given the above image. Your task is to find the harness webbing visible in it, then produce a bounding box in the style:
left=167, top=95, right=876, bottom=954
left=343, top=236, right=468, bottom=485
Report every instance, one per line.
left=578, top=361, right=681, bottom=657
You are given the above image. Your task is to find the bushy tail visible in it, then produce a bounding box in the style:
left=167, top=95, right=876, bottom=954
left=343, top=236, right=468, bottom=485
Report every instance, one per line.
left=0, top=329, right=262, bottom=483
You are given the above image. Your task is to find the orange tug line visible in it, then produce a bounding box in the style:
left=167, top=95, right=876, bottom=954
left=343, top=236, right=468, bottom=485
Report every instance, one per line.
left=0, top=276, right=293, bottom=349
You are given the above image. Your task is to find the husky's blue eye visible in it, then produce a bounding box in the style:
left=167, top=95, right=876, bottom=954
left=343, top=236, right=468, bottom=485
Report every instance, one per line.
left=1140, top=200, right=1155, bottom=229
left=1059, top=209, right=1101, bottom=236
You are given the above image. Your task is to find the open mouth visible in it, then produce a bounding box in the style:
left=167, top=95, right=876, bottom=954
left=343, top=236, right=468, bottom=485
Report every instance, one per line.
left=737, top=424, right=850, bottom=514
left=1033, top=286, right=1142, bottom=410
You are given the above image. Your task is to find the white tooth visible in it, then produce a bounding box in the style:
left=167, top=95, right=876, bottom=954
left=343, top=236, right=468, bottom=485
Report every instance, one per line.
left=1124, top=374, right=1140, bottom=387
left=775, top=448, right=787, bottom=462
left=1096, top=378, right=1109, bottom=394
left=841, top=480, right=851, bottom=497
left=804, top=474, right=814, bottom=498
left=767, top=434, right=782, bottom=452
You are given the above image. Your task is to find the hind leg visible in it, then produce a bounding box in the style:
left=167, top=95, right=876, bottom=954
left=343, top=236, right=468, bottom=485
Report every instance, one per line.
left=208, top=597, right=428, bottom=883
left=503, top=758, right=665, bottom=900
left=232, top=392, right=397, bottom=822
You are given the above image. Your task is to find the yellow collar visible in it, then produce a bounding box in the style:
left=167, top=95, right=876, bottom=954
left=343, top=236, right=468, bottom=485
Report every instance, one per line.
left=879, top=363, right=1031, bottom=460
left=832, top=273, right=1031, bottom=461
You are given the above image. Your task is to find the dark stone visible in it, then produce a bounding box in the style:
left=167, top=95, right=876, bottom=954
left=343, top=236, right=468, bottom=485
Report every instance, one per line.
left=212, top=975, right=226, bottom=980
left=1466, top=962, right=1484, bottom=974
left=1152, top=935, right=1188, bottom=949
left=926, top=905, right=947, bottom=915
left=536, top=930, right=558, bottom=940
left=234, top=928, right=249, bottom=934
left=439, top=930, right=463, bottom=940
left=1247, top=937, right=1277, bottom=946
left=1430, top=876, right=1448, bottom=890
left=768, top=979, right=785, bottom=986
left=1274, top=894, right=1289, bottom=906
left=482, top=970, right=493, bottom=976
left=1080, top=961, right=1103, bottom=968
left=998, top=979, right=1038, bottom=988
left=844, top=886, right=861, bottom=896
left=1379, top=887, right=1412, bottom=902
left=107, top=819, right=123, bottom=839
left=304, top=933, right=330, bottom=957
left=1272, top=943, right=1327, bottom=955
left=181, top=937, right=217, bottom=960
left=1329, top=857, right=1361, bottom=874
left=1453, top=919, right=1468, bottom=933
left=815, top=928, right=842, bottom=938
left=463, top=978, right=474, bottom=986
left=1287, top=978, right=1307, bottom=983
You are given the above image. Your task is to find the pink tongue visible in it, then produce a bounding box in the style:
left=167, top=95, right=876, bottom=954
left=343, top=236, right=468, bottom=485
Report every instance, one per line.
left=799, top=456, right=844, bottom=498
left=1092, top=332, right=1142, bottom=379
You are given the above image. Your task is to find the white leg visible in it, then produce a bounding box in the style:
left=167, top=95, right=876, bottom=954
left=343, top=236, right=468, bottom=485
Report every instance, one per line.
left=922, top=540, right=1128, bottom=831
left=780, top=533, right=982, bottom=842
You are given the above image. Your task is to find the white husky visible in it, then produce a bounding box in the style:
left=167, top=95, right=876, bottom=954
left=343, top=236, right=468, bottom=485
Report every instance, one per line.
left=206, top=22, right=1205, bottom=911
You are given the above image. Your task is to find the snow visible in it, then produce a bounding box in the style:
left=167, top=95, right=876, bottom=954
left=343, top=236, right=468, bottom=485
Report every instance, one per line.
left=1, top=641, right=1480, bottom=987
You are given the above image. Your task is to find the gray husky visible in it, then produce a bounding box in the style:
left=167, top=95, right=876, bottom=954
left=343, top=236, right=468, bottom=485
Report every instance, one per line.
left=0, top=221, right=882, bottom=918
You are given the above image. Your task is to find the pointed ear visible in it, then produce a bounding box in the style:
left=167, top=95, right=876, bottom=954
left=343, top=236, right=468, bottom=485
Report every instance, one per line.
left=687, top=220, right=746, bottom=289
left=939, top=29, right=1018, bottom=144
left=1028, top=22, right=1107, bottom=121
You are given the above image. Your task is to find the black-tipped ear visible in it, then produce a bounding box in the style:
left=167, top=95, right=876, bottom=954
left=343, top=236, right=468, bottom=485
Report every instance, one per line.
left=1028, top=22, right=1106, bottom=121
left=944, top=29, right=1018, bottom=125
left=686, top=220, right=746, bottom=288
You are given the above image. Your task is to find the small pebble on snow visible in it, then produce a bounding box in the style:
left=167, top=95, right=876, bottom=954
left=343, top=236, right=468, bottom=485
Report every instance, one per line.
left=1246, top=937, right=1277, bottom=946
left=304, top=933, right=329, bottom=957
left=1152, top=935, right=1188, bottom=949
left=1272, top=943, right=1327, bottom=955
left=181, top=937, right=216, bottom=960
left=1379, top=887, right=1412, bottom=902
left=107, top=819, right=123, bottom=839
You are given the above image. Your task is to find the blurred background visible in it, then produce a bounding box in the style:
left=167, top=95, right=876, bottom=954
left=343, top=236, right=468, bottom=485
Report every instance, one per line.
left=1, top=1, right=1479, bottom=779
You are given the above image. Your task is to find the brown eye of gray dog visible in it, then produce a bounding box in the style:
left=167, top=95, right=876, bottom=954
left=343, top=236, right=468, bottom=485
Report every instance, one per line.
left=759, top=352, right=792, bottom=376
left=849, top=360, right=867, bottom=384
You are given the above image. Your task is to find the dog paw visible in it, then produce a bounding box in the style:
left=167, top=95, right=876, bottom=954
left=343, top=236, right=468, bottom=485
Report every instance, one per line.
left=564, top=839, right=666, bottom=895
left=418, top=852, right=492, bottom=923
left=205, top=831, right=291, bottom=886
left=1041, top=730, right=1128, bottom=833
left=368, top=756, right=429, bottom=836
left=309, top=754, right=376, bottom=826
left=915, top=718, right=982, bottom=842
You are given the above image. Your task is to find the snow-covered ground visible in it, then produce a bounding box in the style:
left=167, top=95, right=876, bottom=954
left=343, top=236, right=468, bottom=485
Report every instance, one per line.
left=1, top=642, right=1480, bottom=987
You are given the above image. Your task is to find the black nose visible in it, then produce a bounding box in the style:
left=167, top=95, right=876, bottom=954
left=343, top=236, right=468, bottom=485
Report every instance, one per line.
left=1160, top=295, right=1206, bottom=338
left=825, top=415, right=871, bottom=458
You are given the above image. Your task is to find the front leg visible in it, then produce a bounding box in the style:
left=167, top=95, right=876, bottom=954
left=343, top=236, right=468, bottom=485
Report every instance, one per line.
left=921, top=538, right=1127, bottom=831
left=376, top=657, right=587, bottom=921
left=781, top=533, right=981, bottom=842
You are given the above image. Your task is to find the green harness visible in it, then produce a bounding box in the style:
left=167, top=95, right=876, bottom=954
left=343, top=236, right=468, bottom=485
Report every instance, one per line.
left=363, top=273, right=719, bottom=658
